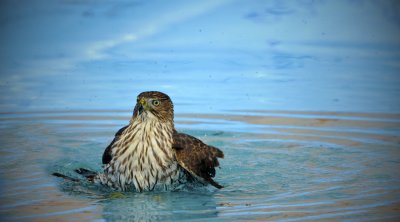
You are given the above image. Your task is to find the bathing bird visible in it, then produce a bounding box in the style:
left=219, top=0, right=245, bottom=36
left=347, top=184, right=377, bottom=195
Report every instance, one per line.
left=74, top=91, right=224, bottom=191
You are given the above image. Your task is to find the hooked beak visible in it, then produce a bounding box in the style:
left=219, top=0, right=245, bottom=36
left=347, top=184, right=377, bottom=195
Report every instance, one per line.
left=137, top=97, right=148, bottom=115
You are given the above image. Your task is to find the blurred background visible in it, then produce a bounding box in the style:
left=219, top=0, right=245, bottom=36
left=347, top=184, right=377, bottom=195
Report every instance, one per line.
left=1, top=0, right=399, bottom=114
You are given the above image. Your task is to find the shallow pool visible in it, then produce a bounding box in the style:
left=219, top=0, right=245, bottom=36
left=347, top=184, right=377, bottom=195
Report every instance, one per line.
left=1, top=110, right=399, bottom=221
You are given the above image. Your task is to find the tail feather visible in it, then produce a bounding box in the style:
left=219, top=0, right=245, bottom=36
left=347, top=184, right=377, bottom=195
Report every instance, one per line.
left=52, top=168, right=97, bottom=182
left=52, top=172, right=80, bottom=182
left=75, top=168, right=97, bottom=181
left=207, top=178, right=224, bottom=189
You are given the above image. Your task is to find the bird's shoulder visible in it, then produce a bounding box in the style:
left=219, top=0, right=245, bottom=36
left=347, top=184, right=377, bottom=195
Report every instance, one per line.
left=102, top=125, right=129, bottom=165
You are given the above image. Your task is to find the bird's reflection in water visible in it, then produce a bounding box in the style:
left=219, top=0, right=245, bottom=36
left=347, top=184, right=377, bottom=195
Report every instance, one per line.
left=100, top=191, right=219, bottom=222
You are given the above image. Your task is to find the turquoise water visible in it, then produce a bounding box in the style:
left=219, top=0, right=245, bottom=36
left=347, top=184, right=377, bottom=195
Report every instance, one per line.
left=1, top=111, right=400, bottom=221
left=1, top=0, right=400, bottom=221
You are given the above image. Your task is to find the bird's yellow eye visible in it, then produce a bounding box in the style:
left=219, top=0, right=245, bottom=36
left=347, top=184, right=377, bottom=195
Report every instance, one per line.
left=152, top=100, right=160, bottom=106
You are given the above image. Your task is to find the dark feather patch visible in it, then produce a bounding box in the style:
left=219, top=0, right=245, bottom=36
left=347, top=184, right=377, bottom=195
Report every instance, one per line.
left=172, top=131, right=224, bottom=189
left=102, top=125, right=128, bottom=164
left=75, top=168, right=97, bottom=181
left=52, top=172, right=79, bottom=182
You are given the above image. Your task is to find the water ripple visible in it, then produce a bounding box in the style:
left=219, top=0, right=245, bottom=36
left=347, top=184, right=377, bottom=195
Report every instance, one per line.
left=0, top=110, right=399, bottom=221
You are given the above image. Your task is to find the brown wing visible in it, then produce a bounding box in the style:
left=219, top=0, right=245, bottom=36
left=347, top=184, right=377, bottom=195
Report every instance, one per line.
left=173, top=131, right=224, bottom=189
left=102, top=125, right=128, bottom=164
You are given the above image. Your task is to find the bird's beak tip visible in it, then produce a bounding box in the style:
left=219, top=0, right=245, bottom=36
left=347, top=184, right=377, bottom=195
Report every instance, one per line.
left=137, top=105, right=144, bottom=115
left=137, top=98, right=149, bottom=114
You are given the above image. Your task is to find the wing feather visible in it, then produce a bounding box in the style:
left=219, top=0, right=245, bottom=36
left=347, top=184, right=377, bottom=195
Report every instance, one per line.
left=173, top=131, right=224, bottom=188
left=102, top=125, right=128, bottom=164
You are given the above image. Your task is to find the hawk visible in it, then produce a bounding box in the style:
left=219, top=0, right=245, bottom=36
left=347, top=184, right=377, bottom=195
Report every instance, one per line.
left=75, top=91, right=224, bottom=192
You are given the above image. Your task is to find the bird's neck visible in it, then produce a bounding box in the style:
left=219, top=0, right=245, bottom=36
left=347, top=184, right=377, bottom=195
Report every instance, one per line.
left=128, top=114, right=174, bottom=138
left=130, top=111, right=174, bottom=127
left=108, top=115, right=178, bottom=191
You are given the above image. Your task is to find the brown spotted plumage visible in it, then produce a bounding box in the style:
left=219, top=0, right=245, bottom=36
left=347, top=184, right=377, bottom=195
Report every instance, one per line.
left=77, top=91, right=224, bottom=192
left=173, top=131, right=224, bottom=188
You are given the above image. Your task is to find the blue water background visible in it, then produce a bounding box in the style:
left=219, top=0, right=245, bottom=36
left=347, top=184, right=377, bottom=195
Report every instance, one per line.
left=0, top=0, right=399, bottom=114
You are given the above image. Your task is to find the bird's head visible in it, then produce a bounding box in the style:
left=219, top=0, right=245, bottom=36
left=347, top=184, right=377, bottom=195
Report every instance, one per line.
left=133, top=91, right=174, bottom=122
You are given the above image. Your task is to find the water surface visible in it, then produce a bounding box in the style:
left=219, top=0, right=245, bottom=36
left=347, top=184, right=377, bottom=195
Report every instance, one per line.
left=1, top=110, right=399, bottom=221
